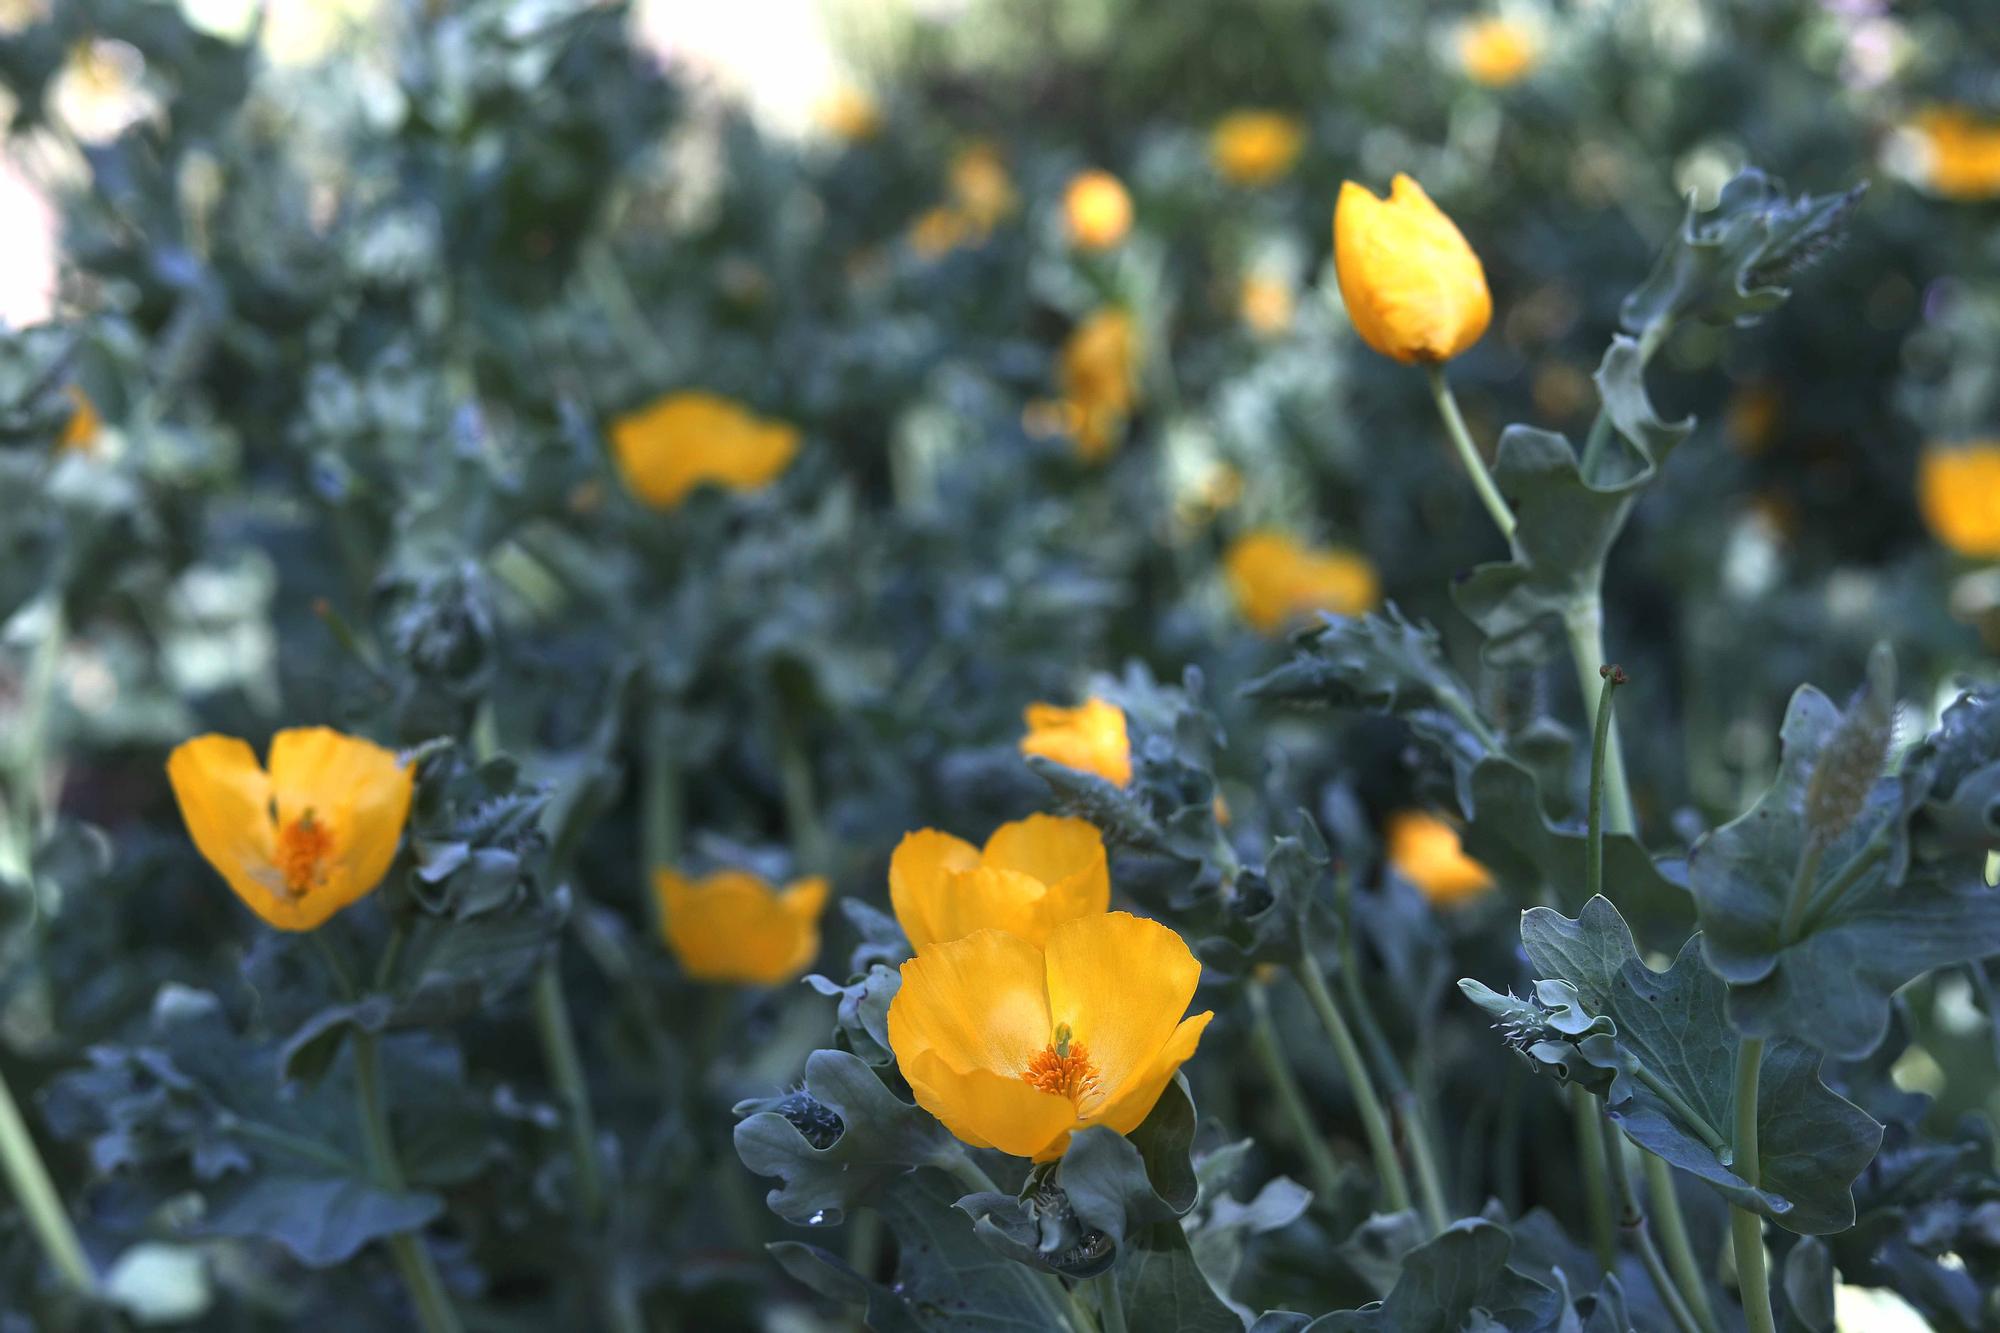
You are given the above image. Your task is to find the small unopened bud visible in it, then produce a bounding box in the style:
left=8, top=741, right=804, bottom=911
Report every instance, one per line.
left=1805, top=643, right=1897, bottom=847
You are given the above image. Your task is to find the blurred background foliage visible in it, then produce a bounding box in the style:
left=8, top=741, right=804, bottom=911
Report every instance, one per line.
left=1, top=0, right=1999, bottom=1328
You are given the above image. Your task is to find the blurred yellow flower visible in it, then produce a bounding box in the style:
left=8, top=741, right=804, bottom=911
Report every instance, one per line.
left=818, top=86, right=882, bottom=142
left=949, top=143, right=1017, bottom=229
left=60, top=385, right=100, bottom=453
left=1456, top=17, right=1539, bottom=88
left=610, top=391, right=800, bottom=509
left=1063, top=169, right=1133, bottom=250
left=167, top=727, right=413, bottom=932
left=1057, top=308, right=1140, bottom=461
left=887, top=911, right=1212, bottom=1160
left=1918, top=442, right=2000, bottom=559
left=1239, top=273, right=1295, bottom=336
left=1386, top=811, right=1493, bottom=907
left=1908, top=106, right=2000, bottom=201
left=1225, top=529, right=1380, bottom=633
left=908, top=205, right=973, bottom=259
left=1725, top=383, right=1782, bottom=456
left=1021, top=697, right=1132, bottom=787
left=654, top=869, right=829, bottom=986
left=1210, top=111, right=1305, bottom=186
left=890, top=814, right=1110, bottom=949
left=1334, top=174, right=1491, bottom=365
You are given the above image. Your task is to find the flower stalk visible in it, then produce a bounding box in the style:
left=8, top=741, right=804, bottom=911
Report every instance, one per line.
left=1730, top=1036, right=1774, bottom=1333
left=1293, top=949, right=1414, bottom=1217
left=532, top=959, right=603, bottom=1223
left=0, top=1062, right=93, bottom=1294
left=353, top=1028, right=464, bottom=1333
left=1425, top=365, right=1518, bottom=541
left=1246, top=980, right=1345, bottom=1205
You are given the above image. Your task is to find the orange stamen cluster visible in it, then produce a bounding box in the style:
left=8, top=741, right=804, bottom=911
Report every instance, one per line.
left=1022, top=1024, right=1100, bottom=1105
left=276, top=811, right=333, bottom=897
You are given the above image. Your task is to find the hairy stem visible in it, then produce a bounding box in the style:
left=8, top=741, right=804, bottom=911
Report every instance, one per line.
left=1572, top=1085, right=1616, bottom=1271
left=1566, top=608, right=1638, bottom=838
left=1645, top=1154, right=1721, bottom=1333
left=1294, top=953, right=1414, bottom=1216
left=1598, top=1111, right=1703, bottom=1333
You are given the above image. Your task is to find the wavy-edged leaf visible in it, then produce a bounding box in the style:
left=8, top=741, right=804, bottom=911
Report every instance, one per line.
left=1303, top=1219, right=1561, bottom=1332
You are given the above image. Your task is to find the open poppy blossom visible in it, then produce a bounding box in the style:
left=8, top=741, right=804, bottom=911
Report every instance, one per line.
left=887, top=911, right=1212, bottom=1160
left=609, top=390, right=800, bottom=510
left=1225, top=529, right=1380, bottom=632
left=1386, top=810, right=1494, bottom=907
left=166, top=727, right=414, bottom=931
left=655, top=868, right=829, bottom=985
left=1019, top=697, right=1132, bottom=787
left=889, top=814, right=1110, bottom=949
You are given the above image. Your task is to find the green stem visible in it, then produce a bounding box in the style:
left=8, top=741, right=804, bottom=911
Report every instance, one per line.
left=532, top=959, right=604, bottom=1223
left=1645, top=1153, right=1720, bottom=1333
left=1398, top=1093, right=1452, bottom=1234
left=1293, top=954, right=1413, bottom=1216
left=216, top=1113, right=360, bottom=1174
left=1245, top=982, right=1345, bottom=1205
left=0, top=1061, right=92, bottom=1293
left=641, top=715, right=684, bottom=938
left=1798, top=834, right=1884, bottom=943
left=1572, top=1086, right=1616, bottom=1271
left=1631, top=1065, right=1730, bottom=1157
left=1426, top=364, right=1518, bottom=541
left=1566, top=606, right=1638, bottom=838
left=354, top=1030, right=463, bottom=1333
left=1730, top=1036, right=1774, bottom=1333
left=1598, top=1112, right=1702, bottom=1333
left=1587, top=667, right=1626, bottom=902
left=773, top=713, right=828, bottom=876
left=1778, top=842, right=1826, bottom=949
left=1095, top=1273, right=1128, bottom=1333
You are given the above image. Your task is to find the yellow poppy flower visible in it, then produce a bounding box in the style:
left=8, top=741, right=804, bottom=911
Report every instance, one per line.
left=1918, top=442, right=2000, bottom=559
left=1908, top=106, right=2000, bottom=201
left=1020, top=697, right=1132, bottom=787
left=166, top=727, right=414, bottom=932
left=818, top=85, right=882, bottom=142
left=1239, top=273, right=1295, bottom=336
left=908, top=205, right=973, bottom=259
left=1063, top=169, right=1133, bottom=250
left=1386, top=810, right=1494, bottom=907
left=949, top=143, right=1017, bottom=229
left=59, top=385, right=101, bottom=453
left=654, top=869, right=830, bottom=986
left=1210, top=111, right=1305, bottom=186
left=1456, top=17, right=1539, bottom=88
left=1334, top=174, right=1492, bottom=366
left=1057, top=308, right=1140, bottom=462
left=887, top=911, right=1213, bottom=1160
left=609, top=391, right=800, bottom=510
left=889, top=814, right=1110, bottom=950
left=1224, top=529, right=1380, bottom=633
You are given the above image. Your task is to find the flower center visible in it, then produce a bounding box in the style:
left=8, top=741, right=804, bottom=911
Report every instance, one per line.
left=276, top=809, right=333, bottom=897
left=1022, top=1022, right=1100, bottom=1106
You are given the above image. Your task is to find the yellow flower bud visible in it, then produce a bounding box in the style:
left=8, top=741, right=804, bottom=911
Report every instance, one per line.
left=1918, top=442, right=2000, bottom=559
left=1333, top=174, right=1491, bottom=365
left=1063, top=169, right=1132, bottom=250
left=1386, top=811, right=1493, bottom=908
left=1209, top=111, right=1305, bottom=186
left=654, top=869, right=829, bottom=986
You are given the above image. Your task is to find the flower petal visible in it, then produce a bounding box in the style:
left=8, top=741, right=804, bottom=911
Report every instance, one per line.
left=1042, top=912, right=1201, bottom=1102
left=266, top=727, right=412, bottom=927
left=902, top=1049, right=1076, bottom=1160
left=166, top=735, right=282, bottom=925
left=888, top=928, right=1050, bottom=1077
left=657, top=869, right=820, bottom=985
left=888, top=829, right=981, bottom=949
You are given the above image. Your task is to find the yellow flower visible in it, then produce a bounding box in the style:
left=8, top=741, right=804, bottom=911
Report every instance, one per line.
left=949, top=142, right=1017, bottom=229
left=609, top=391, right=800, bottom=510
left=1239, top=273, right=1295, bottom=336
left=1918, top=442, right=2000, bottom=559
left=1224, top=529, right=1380, bottom=633
left=889, top=814, right=1110, bottom=950
left=1456, top=17, right=1539, bottom=88
left=59, top=385, right=100, bottom=453
left=818, top=85, right=882, bottom=142
left=654, top=869, right=830, bottom=986
left=1021, top=697, right=1132, bottom=787
left=1057, top=308, right=1140, bottom=461
left=1334, top=174, right=1492, bottom=365
left=1386, top=811, right=1493, bottom=907
left=887, top=911, right=1212, bottom=1160
left=908, top=205, right=973, bottom=259
left=166, top=727, right=414, bottom=931
left=1063, top=169, right=1133, bottom=250
left=1210, top=111, right=1305, bottom=186
left=1908, top=106, right=2000, bottom=201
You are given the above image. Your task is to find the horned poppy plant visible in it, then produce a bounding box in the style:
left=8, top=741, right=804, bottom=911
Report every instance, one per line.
left=887, top=911, right=1212, bottom=1160
left=1456, top=17, right=1539, bottom=88
left=1209, top=110, right=1304, bottom=186
left=1386, top=810, right=1493, bottom=907
left=1333, top=174, right=1491, bottom=365
left=609, top=391, right=800, bottom=510
left=1063, top=169, right=1133, bottom=250
left=1908, top=106, right=2000, bottom=201
left=1057, top=308, right=1140, bottom=461
left=1225, top=529, right=1380, bottom=632
left=1020, top=697, right=1132, bottom=787
left=1918, top=442, right=2000, bottom=558
left=166, top=727, right=414, bottom=931
left=654, top=869, right=829, bottom=985
left=889, top=814, right=1110, bottom=949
